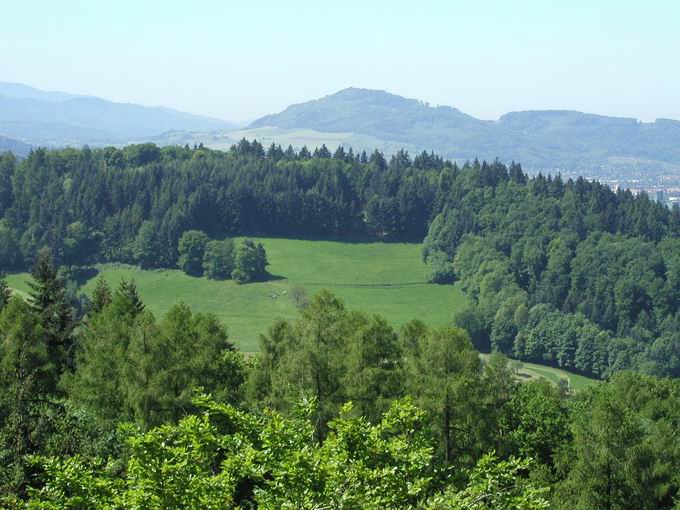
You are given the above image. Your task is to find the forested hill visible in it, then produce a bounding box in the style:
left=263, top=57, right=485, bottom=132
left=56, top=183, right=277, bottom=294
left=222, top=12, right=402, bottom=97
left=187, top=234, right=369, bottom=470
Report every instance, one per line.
left=1, top=141, right=680, bottom=380
left=251, top=87, right=680, bottom=171
left=251, top=87, right=484, bottom=138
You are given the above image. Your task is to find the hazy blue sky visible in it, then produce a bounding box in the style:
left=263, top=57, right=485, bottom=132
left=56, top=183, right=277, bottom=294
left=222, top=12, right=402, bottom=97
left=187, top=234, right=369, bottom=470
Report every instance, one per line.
left=2, top=0, right=679, bottom=122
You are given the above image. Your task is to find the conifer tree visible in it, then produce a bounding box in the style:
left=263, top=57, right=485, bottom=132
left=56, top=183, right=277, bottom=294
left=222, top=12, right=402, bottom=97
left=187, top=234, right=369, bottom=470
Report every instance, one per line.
left=406, top=326, right=484, bottom=465
left=28, top=249, right=74, bottom=381
left=0, top=281, right=11, bottom=311
left=0, top=296, right=48, bottom=497
left=89, top=275, right=112, bottom=314
left=343, top=315, right=403, bottom=421
left=112, top=279, right=145, bottom=321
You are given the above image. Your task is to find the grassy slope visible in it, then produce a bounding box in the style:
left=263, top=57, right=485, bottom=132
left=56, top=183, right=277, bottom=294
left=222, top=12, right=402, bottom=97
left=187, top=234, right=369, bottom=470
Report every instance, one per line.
left=520, top=362, right=596, bottom=391
left=5, top=238, right=466, bottom=352
left=480, top=353, right=597, bottom=391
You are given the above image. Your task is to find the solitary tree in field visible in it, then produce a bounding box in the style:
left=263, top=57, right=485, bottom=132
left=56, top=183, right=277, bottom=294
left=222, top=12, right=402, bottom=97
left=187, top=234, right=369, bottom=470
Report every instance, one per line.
left=290, top=284, right=308, bottom=309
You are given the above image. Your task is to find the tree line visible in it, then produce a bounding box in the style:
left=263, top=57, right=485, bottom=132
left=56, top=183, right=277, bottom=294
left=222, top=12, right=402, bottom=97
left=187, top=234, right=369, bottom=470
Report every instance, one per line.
left=1, top=252, right=679, bottom=508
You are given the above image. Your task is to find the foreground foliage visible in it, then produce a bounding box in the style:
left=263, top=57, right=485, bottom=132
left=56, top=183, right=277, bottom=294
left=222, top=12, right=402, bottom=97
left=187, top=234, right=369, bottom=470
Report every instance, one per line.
left=27, top=397, right=548, bottom=510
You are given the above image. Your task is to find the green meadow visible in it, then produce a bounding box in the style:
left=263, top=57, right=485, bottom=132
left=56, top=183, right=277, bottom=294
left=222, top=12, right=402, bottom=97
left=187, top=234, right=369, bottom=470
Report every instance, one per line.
left=4, top=237, right=597, bottom=388
left=479, top=353, right=597, bottom=391
left=519, top=361, right=596, bottom=391
left=4, top=238, right=466, bottom=352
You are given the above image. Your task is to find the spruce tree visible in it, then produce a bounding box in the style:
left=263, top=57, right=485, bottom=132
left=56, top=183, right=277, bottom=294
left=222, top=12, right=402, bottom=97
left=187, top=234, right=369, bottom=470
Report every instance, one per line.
left=0, top=296, right=48, bottom=497
left=89, top=275, right=112, bottom=314
left=112, top=279, right=145, bottom=321
left=28, top=249, right=74, bottom=382
left=0, top=281, right=11, bottom=311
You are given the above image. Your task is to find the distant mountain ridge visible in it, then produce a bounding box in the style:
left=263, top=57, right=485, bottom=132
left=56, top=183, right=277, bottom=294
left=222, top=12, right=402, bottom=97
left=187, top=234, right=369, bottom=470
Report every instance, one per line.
left=0, top=135, right=30, bottom=157
left=0, top=82, right=80, bottom=102
left=0, top=81, right=235, bottom=147
left=251, top=88, right=680, bottom=172
left=4, top=83, right=680, bottom=174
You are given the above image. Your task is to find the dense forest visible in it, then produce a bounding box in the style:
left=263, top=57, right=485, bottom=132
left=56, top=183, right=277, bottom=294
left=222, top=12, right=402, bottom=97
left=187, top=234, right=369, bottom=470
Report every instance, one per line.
left=0, top=252, right=679, bottom=508
left=1, top=141, right=679, bottom=378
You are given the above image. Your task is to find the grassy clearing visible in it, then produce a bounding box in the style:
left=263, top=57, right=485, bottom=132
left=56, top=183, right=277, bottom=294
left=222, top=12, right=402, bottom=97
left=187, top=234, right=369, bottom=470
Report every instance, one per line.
left=480, top=354, right=597, bottom=391
left=4, top=238, right=466, bottom=352
left=520, top=362, right=597, bottom=391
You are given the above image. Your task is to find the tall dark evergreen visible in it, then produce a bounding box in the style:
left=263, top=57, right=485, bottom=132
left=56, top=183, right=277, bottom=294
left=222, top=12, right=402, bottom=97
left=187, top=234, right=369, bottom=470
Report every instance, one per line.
left=0, top=281, right=11, bottom=310
left=0, top=296, right=50, bottom=498
left=28, top=250, right=74, bottom=382
left=112, top=279, right=145, bottom=320
left=89, top=275, right=112, bottom=314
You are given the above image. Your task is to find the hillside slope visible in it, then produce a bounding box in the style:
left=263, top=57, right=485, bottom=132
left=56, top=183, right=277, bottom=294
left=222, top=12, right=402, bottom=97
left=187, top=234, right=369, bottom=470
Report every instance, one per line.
left=251, top=88, right=680, bottom=172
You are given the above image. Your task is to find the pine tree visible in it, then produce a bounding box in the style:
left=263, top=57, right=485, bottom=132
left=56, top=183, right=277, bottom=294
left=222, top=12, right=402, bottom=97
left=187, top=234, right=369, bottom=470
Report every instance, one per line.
left=343, top=315, right=403, bottom=421
left=28, top=249, right=74, bottom=382
left=0, top=296, right=48, bottom=497
left=0, top=281, right=11, bottom=311
left=89, top=275, right=112, bottom=314
left=112, top=279, right=145, bottom=321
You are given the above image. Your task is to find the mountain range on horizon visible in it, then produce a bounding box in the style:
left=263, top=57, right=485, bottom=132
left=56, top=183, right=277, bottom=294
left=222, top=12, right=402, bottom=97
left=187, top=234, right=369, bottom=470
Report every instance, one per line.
left=250, top=87, right=680, bottom=173
left=0, top=81, right=236, bottom=153
left=2, top=82, right=680, bottom=175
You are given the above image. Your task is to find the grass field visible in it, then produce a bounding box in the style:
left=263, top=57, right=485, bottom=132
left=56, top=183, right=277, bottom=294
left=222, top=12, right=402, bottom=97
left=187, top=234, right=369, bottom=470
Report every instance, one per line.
left=480, top=354, right=597, bottom=391
left=521, top=362, right=596, bottom=391
left=4, top=238, right=467, bottom=352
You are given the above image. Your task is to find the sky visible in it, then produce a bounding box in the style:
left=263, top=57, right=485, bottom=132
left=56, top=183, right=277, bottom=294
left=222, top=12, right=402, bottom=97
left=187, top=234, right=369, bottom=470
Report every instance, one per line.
left=2, top=0, right=679, bottom=122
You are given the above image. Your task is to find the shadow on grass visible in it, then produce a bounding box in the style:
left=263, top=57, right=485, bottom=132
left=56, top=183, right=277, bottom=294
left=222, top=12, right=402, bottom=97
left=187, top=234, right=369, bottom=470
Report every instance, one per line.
left=221, top=232, right=426, bottom=245
left=232, top=272, right=287, bottom=285
left=265, top=273, right=286, bottom=282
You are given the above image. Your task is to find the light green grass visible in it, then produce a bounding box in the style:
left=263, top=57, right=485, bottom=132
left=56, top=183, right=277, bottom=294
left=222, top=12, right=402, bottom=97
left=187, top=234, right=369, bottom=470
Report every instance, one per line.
left=480, top=353, right=597, bottom=391
left=4, top=238, right=466, bottom=352
left=520, top=362, right=596, bottom=391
